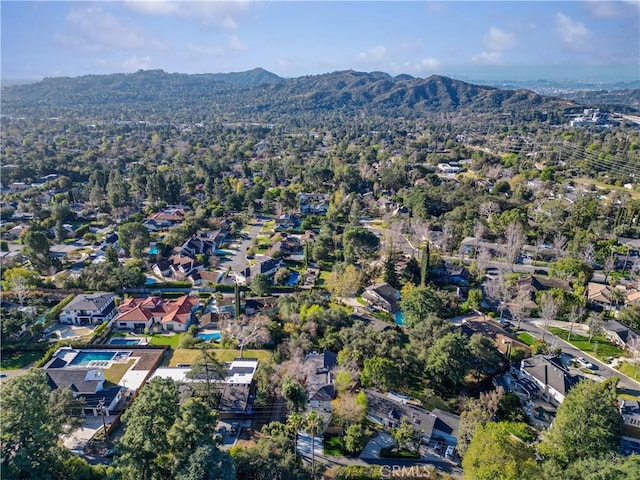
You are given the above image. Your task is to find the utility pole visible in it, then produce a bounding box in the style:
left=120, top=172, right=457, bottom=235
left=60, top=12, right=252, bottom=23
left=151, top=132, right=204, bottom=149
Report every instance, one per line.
left=98, top=398, right=109, bottom=443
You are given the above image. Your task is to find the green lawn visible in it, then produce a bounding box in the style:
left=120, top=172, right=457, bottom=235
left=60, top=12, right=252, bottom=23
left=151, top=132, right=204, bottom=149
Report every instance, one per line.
left=104, top=359, right=135, bottom=384
left=316, top=270, right=333, bottom=289
left=324, top=435, right=343, bottom=456
left=617, top=362, right=640, bottom=380
left=356, top=296, right=367, bottom=306
left=0, top=350, right=45, bottom=370
left=167, top=348, right=273, bottom=367
left=548, top=327, right=625, bottom=360
left=148, top=333, right=184, bottom=348
left=517, top=332, right=537, bottom=346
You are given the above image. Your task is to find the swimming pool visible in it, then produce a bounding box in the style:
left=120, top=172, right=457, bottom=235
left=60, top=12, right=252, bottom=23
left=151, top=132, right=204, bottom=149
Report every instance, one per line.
left=197, top=332, right=221, bottom=342
left=394, top=310, right=405, bottom=326
left=70, top=351, right=116, bottom=365
left=108, top=338, right=142, bottom=345
left=286, top=271, right=300, bottom=286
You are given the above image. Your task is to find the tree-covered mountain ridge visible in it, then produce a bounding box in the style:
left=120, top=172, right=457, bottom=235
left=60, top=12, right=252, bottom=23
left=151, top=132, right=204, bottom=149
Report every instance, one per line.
left=1, top=68, right=587, bottom=120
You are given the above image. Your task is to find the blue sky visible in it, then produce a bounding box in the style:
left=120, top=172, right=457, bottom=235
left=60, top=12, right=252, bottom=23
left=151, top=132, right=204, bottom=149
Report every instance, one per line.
left=2, top=1, right=639, bottom=82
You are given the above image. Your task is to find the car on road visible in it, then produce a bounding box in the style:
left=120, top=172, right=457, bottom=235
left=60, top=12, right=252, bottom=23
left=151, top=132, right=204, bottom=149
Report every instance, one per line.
left=576, top=357, right=594, bottom=369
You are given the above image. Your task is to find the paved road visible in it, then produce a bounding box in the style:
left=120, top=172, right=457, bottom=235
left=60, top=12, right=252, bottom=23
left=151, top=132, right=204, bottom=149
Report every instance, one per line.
left=297, top=431, right=462, bottom=477
left=219, top=218, right=265, bottom=279
left=519, top=318, right=640, bottom=395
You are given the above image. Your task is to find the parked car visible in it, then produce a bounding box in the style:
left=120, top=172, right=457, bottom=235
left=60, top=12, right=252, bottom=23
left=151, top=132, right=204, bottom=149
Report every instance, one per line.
left=576, top=357, right=594, bottom=369
left=230, top=422, right=239, bottom=436
left=445, top=445, right=456, bottom=460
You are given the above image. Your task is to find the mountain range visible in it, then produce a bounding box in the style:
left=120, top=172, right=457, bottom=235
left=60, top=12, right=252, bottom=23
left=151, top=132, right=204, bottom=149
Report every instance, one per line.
left=3, top=67, right=635, bottom=121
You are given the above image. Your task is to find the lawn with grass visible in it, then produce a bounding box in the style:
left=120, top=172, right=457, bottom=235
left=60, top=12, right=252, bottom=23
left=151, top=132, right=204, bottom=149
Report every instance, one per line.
left=316, top=270, right=333, bottom=289
left=517, top=332, right=537, bottom=346
left=104, top=359, right=135, bottom=384
left=167, top=348, right=273, bottom=367
left=356, top=296, right=367, bottom=306
left=148, top=333, right=184, bottom=348
left=617, top=362, right=640, bottom=381
left=324, top=435, right=343, bottom=456
left=548, top=327, right=625, bottom=360
left=0, top=350, right=45, bottom=370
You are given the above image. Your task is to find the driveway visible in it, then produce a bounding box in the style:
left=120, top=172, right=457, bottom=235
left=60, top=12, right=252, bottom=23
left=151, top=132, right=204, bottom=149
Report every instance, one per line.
left=360, top=432, right=394, bottom=459
left=221, top=218, right=265, bottom=279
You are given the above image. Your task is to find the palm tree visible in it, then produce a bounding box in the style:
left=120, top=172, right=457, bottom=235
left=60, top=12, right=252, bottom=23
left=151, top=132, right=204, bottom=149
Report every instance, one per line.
left=304, top=411, right=324, bottom=479
left=609, top=288, right=626, bottom=314
left=286, top=412, right=304, bottom=456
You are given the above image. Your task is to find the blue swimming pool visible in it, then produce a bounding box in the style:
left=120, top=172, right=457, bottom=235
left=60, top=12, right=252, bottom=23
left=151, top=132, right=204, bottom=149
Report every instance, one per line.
left=108, top=338, right=142, bottom=345
left=145, top=277, right=157, bottom=285
left=147, top=246, right=159, bottom=255
left=286, top=272, right=300, bottom=286
left=394, top=310, right=405, bottom=326
left=198, top=332, right=221, bottom=342
left=70, top=351, right=116, bottom=365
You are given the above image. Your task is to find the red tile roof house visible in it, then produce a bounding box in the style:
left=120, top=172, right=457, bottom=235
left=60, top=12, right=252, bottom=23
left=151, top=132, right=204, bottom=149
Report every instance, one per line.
left=113, top=295, right=198, bottom=332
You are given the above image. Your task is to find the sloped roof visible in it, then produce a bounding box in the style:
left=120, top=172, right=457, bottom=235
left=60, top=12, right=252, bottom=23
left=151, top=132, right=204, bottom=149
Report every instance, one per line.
left=521, top=355, right=579, bottom=396
left=310, top=384, right=335, bottom=402
left=115, top=295, right=197, bottom=325
left=46, top=369, right=103, bottom=394
left=64, top=293, right=115, bottom=313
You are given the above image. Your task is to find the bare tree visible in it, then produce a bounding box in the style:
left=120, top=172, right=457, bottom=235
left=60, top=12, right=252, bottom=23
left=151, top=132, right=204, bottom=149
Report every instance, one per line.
left=580, top=243, right=596, bottom=266
left=509, top=283, right=531, bottom=329
left=586, top=311, right=605, bottom=343
left=224, top=314, right=271, bottom=357
left=553, top=234, right=568, bottom=259
left=475, top=247, right=491, bottom=280
left=603, top=254, right=616, bottom=284
left=504, top=222, right=525, bottom=272
left=566, top=305, right=585, bottom=341
left=473, top=221, right=487, bottom=259
left=486, top=272, right=511, bottom=321
left=539, top=291, right=560, bottom=342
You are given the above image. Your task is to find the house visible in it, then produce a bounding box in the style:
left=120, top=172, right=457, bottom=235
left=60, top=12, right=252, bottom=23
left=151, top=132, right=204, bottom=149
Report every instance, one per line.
left=604, top=320, right=640, bottom=352
left=437, top=163, right=462, bottom=174
left=518, top=355, right=580, bottom=405
left=187, top=270, right=220, bottom=286
left=150, top=359, right=259, bottom=417
left=364, top=390, right=459, bottom=446
left=298, top=192, right=330, bottom=215
left=275, top=214, right=299, bottom=231
left=304, top=351, right=338, bottom=411
left=518, top=275, right=573, bottom=309
left=59, top=293, right=117, bottom=326
left=114, top=295, right=198, bottom=332
left=620, top=400, right=640, bottom=428
left=45, top=367, right=123, bottom=416
left=179, top=229, right=228, bottom=258
left=236, top=256, right=283, bottom=284
left=362, top=283, right=401, bottom=313
left=444, top=262, right=471, bottom=286
left=350, top=313, right=396, bottom=333
left=153, top=254, right=204, bottom=279
left=459, top=317, right=531, bottom=357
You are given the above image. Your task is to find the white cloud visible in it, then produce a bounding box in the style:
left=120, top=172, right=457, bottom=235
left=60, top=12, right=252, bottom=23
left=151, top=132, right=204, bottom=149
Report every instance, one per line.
left=124, top=0, right=251, bottom=29
left=484, top=26, right=517, bottom=51
left=357, top=45, right=387, bottom=63
left=472, top=51, right=502, bottom=65
left=418, top=57, right=440, bottom=70
left=555, top=12, right=591, bottom=49
left=583, top=0, right=620, bottom=17
left=229, top=34, right=247, bottom=52
left=55, top=6, right=165, bottom=54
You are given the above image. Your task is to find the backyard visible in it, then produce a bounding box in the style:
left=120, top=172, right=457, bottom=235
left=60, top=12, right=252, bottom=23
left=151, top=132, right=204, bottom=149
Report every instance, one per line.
left=0, top=350, right=45, bottom=370
left=323, top=434, right=343, bottom=456
left=167, top=348, right=273, bottom=367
